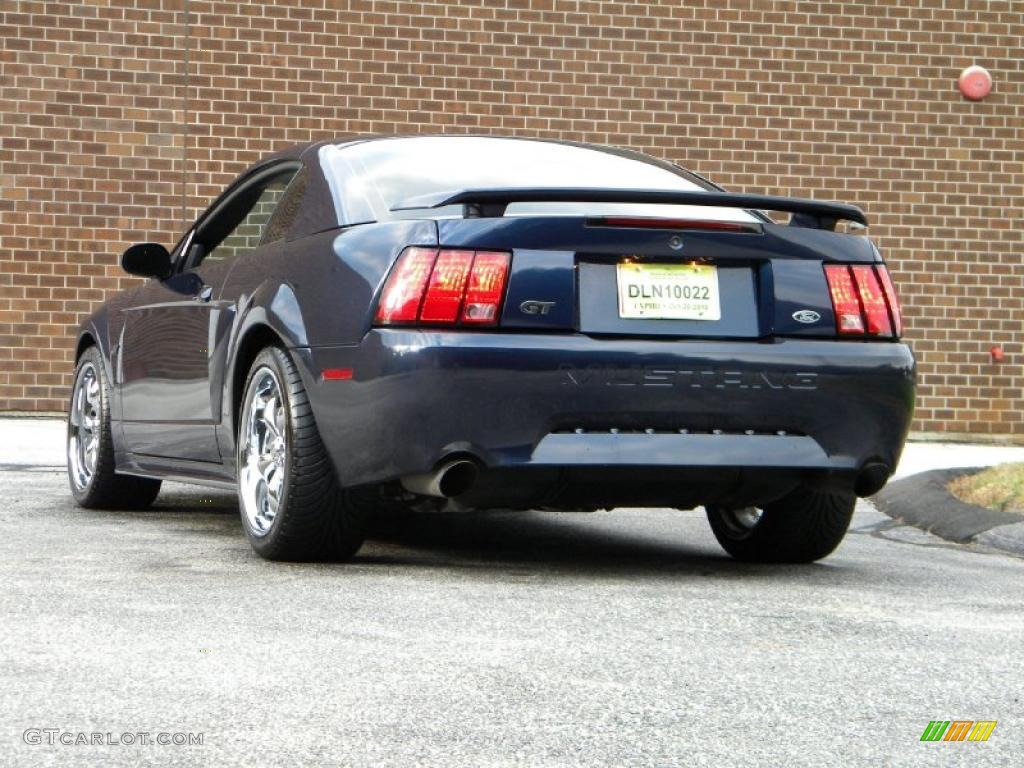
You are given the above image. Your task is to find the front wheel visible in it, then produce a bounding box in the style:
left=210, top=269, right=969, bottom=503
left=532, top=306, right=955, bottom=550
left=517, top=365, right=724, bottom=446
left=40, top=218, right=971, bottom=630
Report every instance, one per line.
left=67, top=346, right=161, bottom=509
left=706, top=488, right=856, bottom=563
left=237, top=346, right=368, bottom=562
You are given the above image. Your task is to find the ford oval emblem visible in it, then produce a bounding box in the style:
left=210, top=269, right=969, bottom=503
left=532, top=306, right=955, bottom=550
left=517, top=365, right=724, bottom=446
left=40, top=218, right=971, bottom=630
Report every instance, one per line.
left=792, top=309, right=821, bottom=324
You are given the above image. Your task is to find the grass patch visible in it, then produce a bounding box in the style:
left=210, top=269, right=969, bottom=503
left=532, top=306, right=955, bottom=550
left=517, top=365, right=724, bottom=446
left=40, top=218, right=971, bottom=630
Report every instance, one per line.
left=948, top=463, right=1024, bottom=514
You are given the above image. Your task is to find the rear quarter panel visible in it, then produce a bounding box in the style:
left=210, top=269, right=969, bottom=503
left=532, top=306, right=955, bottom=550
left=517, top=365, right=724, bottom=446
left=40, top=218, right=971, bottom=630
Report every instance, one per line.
left=214, top=220, right=437, bottom=459
left=224, top=219, right=438, bottom=348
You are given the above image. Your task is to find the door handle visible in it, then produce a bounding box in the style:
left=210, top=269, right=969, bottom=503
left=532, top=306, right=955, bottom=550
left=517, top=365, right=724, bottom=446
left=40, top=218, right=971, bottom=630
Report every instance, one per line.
left=193, top=285, right=214, bottom=303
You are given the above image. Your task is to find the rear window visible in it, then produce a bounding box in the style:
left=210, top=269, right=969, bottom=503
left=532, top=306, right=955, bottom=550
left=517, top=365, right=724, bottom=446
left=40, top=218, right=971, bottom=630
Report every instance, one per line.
left=319, top=137, right=759, bottom=226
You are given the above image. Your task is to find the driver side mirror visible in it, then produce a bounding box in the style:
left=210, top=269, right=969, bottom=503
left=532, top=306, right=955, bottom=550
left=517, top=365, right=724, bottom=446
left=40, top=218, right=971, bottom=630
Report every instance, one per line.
left=121, top=243, right=172, bottom=280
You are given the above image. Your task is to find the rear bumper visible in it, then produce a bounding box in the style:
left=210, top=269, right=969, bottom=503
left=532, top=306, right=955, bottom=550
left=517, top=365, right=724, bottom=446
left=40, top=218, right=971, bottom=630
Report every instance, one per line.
left=294, top=331, right=915, bottom=506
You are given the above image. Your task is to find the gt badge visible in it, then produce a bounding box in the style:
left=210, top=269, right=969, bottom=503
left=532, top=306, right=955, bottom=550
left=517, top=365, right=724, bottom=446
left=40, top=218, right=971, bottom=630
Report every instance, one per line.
left=520, top=300, right=556, bottom=316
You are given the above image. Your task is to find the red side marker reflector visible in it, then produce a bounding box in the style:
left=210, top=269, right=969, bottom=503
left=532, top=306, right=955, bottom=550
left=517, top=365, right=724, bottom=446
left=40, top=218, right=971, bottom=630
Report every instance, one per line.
left=321, top=368, right=353, bottom=381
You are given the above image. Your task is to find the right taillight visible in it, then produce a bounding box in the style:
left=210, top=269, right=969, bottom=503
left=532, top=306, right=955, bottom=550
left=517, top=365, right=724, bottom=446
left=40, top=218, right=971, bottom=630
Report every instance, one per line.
left=874, top=264, right=903, bottom=336
left=374, top=247, right=511, bottom=327
left=823, top=263, right=902, bottom=339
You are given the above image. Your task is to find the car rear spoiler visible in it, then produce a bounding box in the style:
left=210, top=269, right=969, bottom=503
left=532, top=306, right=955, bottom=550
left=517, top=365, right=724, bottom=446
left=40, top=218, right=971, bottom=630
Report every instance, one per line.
left=390, top=187, right=867, bottom=231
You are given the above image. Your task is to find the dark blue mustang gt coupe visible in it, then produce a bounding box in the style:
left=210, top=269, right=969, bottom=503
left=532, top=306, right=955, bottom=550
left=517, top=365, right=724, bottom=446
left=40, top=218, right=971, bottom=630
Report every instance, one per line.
left=68, top=136, right=915, bottom=563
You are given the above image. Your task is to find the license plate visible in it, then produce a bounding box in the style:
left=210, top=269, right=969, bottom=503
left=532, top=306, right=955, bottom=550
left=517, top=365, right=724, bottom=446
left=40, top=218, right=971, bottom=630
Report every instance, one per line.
left=616, top=262, right=721, bottom=320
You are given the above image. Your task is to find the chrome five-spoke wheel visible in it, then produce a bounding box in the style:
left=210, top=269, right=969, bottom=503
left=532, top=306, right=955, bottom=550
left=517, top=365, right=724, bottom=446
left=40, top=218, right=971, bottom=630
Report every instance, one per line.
left=239, top=367, right=288, bottom=537
left=67, top=347, right=161, bottom=509
left=68, top=361, right=101, bottom=492
left=236, top=346, right=367, bottom=561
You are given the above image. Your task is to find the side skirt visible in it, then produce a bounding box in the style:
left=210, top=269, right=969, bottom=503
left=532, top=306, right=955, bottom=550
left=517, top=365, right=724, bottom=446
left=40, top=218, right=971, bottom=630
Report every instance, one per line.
left=116, top=451, right=237, bottom=491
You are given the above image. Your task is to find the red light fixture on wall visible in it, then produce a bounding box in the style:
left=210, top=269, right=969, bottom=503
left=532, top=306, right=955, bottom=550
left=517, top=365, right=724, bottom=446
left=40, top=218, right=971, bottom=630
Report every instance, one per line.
left=958, top=65, right=992, bottom=101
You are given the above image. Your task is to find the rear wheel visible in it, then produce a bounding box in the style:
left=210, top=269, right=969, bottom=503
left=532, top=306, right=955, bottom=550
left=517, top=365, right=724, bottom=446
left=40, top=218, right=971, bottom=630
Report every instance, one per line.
left=706, top=487, right=856, bottom=563
left=67, top=346, right=162, bottom=509
left=237, top=346, right=368, bottom=562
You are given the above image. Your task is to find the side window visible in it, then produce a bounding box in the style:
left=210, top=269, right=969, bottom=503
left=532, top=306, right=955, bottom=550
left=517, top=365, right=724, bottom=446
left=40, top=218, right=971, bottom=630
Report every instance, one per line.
left=199, top=168, right=297, bottom=266
left=260, top=165, right=307, bottom=246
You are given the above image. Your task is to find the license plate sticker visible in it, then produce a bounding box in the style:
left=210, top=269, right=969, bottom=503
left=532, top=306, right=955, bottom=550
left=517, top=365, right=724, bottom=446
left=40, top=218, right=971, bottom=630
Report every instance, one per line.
left=616, top=262, right=721, bottom=320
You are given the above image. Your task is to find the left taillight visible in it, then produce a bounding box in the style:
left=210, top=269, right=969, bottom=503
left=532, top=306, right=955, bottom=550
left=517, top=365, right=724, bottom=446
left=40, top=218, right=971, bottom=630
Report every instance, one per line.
left=374, top=247, right=511, bottom=327
left=823, top=263, right=903, bottom=339
left=374, top=247, right=437, bottom=324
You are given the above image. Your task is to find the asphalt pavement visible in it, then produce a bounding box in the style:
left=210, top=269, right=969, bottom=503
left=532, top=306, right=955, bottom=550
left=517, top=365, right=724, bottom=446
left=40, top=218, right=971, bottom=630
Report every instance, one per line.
left=1, top=420, right=1022, bottom=766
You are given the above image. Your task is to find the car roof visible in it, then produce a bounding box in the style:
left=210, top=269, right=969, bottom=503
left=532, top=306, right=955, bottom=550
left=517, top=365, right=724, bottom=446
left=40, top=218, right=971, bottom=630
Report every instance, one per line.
left=230, top=135, right=728, bottom=241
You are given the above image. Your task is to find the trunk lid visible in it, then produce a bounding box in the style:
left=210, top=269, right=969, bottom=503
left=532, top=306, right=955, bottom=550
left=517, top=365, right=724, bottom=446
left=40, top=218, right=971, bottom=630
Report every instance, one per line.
left=434, top=216, right=881, bottom=339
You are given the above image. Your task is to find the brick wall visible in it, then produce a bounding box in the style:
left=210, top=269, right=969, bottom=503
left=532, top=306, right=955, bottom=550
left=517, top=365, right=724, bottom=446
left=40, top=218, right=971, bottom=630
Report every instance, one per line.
left=1, top=0, right=1022, bottom=438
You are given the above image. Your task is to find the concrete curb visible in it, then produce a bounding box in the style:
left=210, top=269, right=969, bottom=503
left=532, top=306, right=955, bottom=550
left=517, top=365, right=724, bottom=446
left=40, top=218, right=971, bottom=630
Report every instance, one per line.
left=873, top=467, right=1024, bottom=557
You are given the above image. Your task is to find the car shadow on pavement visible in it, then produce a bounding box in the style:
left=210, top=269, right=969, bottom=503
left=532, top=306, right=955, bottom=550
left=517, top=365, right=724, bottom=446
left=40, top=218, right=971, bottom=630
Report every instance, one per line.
left=358, top=505, right=853, bottom=579
left=146, top=486, right=850, bottom=578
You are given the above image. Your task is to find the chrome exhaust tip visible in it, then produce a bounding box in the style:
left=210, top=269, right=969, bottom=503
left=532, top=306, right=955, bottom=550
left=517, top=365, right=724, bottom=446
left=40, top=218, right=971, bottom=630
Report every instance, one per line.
left=401, top=459, right=480, bottom=498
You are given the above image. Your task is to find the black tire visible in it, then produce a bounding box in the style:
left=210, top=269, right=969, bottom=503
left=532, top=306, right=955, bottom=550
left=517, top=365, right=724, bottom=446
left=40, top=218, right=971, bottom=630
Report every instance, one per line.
left=706, top=487, right=856, bottom=563
left=67, top=346, right=162, bottom=509
left=237, top=346, right=368, bottom=562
